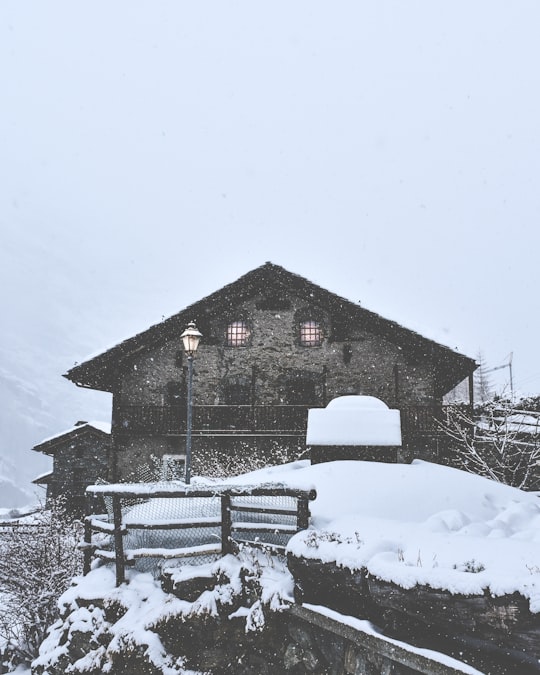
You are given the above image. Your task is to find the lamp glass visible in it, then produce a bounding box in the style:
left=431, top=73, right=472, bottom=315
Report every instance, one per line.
left=181, top=322, right=202, bottom=355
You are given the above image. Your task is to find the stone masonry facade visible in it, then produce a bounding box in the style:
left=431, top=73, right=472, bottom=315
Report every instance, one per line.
left=64, top=264, right=476, bottom=482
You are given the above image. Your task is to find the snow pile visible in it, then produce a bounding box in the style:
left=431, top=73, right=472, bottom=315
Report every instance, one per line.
left=33, top=551, right=294, bottom=675
left=231, top=459, right=540, bottom=612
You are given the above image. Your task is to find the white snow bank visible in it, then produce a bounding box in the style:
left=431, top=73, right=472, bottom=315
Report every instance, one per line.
left=228, top=459, right=540, bottom=612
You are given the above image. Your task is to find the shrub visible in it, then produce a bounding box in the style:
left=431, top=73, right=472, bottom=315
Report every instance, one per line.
left=0, top=498, right=83, bottom=667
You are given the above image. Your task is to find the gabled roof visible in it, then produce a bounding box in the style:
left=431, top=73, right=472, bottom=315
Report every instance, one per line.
left=32, top=421, right=111, bottom=456
left=64, top=262, right=476, bottom=395
left=32, top=471, right=53, bottom=485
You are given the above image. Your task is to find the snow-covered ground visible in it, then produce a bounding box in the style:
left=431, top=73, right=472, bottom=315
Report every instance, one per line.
left=89, top=458, right=540, bottom=610
left=228, top=459, right=540, bottom=611
left=28, top=458, right=540, bottom=675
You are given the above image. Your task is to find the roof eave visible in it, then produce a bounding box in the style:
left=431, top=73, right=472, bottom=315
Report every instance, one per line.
left=64, top=262, right=476, bottom=392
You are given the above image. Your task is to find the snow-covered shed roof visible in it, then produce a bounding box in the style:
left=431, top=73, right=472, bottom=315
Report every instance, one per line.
left=306, top=396, right=402, bottom=447
left=64, top=262, right=476, bottom=394
left=32, top=421, right=111, bottom=456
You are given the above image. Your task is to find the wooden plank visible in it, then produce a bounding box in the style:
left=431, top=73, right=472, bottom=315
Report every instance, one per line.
left=229, top=504, right=297, bottom=516
left=94, top=549, right=116, bottom=561
left=88, top=519, right=121, bottom=534
left=125, top=544, right=222, bottom=559
left=221, top=494, right=232, bottom=555
left=87, top=484, right=317, bottom=501
left=83, top=515, right=92, bottom=575
left=126, top=517, right=221, bottom=531
left=84, top=513, right=108, bottom=522
left=231, top=522, right=298, bottom=533
left=112, top=496, right=125, bottom=586
left=297, top=497, right=310, bottom=531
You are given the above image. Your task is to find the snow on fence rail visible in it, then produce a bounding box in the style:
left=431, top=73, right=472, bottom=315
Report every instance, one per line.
left=82, top=482, right=317, bottom=586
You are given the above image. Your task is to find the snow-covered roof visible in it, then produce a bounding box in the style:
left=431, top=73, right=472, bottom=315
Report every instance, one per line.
left=64, top=262, right=476, bottom=393
left=32, top=471, right=53, bottom=484
left=32, top=421, right=111, bottom=455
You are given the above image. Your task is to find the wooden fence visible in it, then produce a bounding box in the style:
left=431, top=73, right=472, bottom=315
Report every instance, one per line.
left=82, top=483, right=317, bottom=586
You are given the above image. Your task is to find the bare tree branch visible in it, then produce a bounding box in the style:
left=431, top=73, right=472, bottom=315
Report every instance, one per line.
left=439, top=402, right=540, bottom=490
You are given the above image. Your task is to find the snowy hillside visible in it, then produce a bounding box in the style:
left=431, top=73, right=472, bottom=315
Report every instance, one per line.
left=0, top=349, right=110, bottom=507
left=0, top=455, right=35, bottom=508
left=0, top=224, right=114, bottom=507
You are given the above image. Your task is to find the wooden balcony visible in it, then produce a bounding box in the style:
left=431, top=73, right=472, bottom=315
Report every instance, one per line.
left=114, top=403, right=447, bottom=438
left=114, top=404, right=313, bottom=436
left=400, top=404, right=444, bottom=435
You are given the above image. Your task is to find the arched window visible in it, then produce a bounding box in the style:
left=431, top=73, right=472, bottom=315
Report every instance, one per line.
left=226, top=320, right=251, bottom=347
left=299, top=320, right=322, bottom=347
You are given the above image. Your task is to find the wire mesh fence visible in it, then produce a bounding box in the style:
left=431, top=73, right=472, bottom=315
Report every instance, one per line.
left=83, top=483, right=316, bottom=584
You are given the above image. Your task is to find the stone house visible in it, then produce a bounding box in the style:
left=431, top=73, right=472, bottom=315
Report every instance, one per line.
left=64, top=263, right=476, bottom=481
left=32, top=421, right=111, bottom=513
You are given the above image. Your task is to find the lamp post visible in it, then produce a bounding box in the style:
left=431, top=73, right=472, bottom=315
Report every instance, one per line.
left=180, top=321, right=202, bottom=484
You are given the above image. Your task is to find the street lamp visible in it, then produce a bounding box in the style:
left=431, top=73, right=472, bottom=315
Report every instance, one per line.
left=180, top=321, right=202, bottom=484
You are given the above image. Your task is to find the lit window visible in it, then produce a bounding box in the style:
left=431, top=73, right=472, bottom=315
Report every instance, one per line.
left=226, top=321, right=251, bottom=347
left=299, top=320, right=322, bottom=346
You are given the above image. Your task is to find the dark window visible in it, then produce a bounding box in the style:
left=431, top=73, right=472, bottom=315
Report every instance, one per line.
left=226, top=321, right=251, bottom=347
left=299, top=320, right=322, bottom=347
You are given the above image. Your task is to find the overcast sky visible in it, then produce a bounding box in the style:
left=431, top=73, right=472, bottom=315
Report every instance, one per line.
left=2, top=0, right=540, bottom=460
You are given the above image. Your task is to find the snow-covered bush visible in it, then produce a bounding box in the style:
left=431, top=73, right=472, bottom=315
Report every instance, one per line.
left=135, top=441, right=306, bottom=485
left=32, top=550, right=294, bottom=675
left=0, top=498, right=83, bottom=667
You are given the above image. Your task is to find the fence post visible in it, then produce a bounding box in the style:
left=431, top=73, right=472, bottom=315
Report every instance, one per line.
left=221, top=494, right=232, bottom=555
left=297, top=496, right=310, bottom=531
left=83, top=492, right=93, bottom=575
left=112, top=496, right=126, bottom=586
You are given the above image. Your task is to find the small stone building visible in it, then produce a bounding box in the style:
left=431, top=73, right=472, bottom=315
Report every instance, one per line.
left=32, top=421, right=111, bottom=513
left=64, top=263, right=476, bottom=481
left=307, top=395, right=402, bottom=464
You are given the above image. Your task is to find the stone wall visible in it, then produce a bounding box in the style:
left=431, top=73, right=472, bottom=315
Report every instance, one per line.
left=116, top=294, right=437, bottom=409
left=47, top=430, right=109, bottom=513
left=32, top=591, right=478, bottom=675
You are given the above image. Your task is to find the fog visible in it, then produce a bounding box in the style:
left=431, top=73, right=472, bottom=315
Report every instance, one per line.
left=1, top=1, right=539, bottom=501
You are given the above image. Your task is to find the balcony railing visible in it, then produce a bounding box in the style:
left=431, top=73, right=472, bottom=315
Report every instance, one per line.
left=400, top=405, right=444, bottom=434
left=114, top=403, right=448, bottom=437
left=114, top=404, right=313, bottom=436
